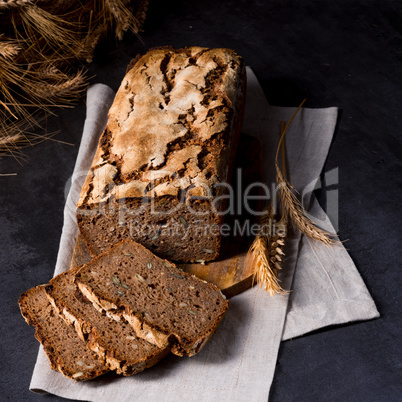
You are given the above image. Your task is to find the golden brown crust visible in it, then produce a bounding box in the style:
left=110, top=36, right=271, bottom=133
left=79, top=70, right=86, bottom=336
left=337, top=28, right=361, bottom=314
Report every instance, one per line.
left=77, top=47, right=246, bottom=207
left=76, top=47, right=246, bottom=262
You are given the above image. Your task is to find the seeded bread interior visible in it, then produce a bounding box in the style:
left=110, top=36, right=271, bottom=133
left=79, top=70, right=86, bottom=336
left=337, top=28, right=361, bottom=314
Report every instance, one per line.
left=18, top=285, right=109, bottom=381
left=45, top=266, right=170, bottom=375
left=74, top=239, right=229, bottom=357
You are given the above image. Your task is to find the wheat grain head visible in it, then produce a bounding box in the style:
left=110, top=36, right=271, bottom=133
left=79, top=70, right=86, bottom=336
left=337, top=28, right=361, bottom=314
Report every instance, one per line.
left=276, top=162, right=338, bottom=245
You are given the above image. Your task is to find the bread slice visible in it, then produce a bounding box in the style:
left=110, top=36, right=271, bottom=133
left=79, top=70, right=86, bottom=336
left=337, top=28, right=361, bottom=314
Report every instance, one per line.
left=45, top=267, right=170, bottom=375
left=74, top=239, right=229, bottom=357
left=18, top=285, right=108, bottom=381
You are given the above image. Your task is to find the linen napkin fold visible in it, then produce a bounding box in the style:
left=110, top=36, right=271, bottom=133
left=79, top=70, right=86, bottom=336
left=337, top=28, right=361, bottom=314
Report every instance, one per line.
left=29, top=68, right=379, bottom=401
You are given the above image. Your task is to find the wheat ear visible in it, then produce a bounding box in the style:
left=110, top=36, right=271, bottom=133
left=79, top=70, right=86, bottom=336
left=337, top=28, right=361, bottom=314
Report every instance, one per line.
left=250, top=205, right=289, bottom=296
left=275, top=100, right=339, bottom=245
left=276, top=164, right=338, bottom=245
left=0, top=0, right=32, bottom=10
left=104, top=0, right=142, bottom=39
left=18, top=4, right=79, bottom=49
left=31, top=69, right=88, bottom=103
left=0, top=37, right=21, bottom=59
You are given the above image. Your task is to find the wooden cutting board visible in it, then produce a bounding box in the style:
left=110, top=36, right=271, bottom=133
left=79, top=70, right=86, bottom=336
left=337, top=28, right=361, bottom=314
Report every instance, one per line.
left=71, top=134, right=261, bottom=298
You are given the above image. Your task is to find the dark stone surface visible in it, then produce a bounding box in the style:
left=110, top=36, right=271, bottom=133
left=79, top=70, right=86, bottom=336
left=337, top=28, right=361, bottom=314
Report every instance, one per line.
left=1, top=0, right=401, bottom=400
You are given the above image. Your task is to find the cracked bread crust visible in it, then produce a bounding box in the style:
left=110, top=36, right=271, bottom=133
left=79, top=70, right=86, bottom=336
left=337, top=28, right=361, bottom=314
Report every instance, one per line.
left=77, top=47, right=246, bottom=262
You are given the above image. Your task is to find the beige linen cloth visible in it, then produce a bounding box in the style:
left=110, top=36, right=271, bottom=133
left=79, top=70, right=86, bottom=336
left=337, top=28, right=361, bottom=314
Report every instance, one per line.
left=30, top=67, right=379, bottom=401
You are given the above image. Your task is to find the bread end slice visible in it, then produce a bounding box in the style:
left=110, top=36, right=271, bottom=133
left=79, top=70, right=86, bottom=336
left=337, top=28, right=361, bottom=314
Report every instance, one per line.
left=45, top=267, right=170, bottom=375
left=18, top=285, right=109, bottom=381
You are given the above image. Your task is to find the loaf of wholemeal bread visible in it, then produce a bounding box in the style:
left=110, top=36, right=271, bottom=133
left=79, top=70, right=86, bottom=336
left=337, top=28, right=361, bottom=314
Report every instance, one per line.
left=74, top=239, right=229, bottom=357
left=45, top=266, right=170, bottom=375
left=77, top=47, right=246, bottom=262
left=18, top=285, right=109, bottom=381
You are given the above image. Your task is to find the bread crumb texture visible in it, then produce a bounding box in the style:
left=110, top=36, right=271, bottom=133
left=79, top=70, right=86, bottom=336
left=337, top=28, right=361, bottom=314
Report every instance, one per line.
left=18, top=286, right=108, bottom=381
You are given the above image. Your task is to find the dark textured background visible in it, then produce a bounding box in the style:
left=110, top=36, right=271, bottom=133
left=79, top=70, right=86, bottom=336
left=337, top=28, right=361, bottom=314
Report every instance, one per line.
left=1, top=0, right=401, bottom=400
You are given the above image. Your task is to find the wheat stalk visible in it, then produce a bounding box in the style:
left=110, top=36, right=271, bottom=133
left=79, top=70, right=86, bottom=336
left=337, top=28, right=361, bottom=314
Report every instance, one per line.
left=251, top=236, right=285, bottom=297
left=0, top=113, right=60, bottom=159
left=0, top=0, right=33, bottom=10
left=104, top=0, right=142, bottom=39
left=0, top=58, right=70, bottom=120
left=19, top=4, right=80, bottom=49
left=276, top=163, right=338, bottom=245
left=0, top=37, right=21, bottom=59
left=0, top=0, right=148, bottom=157
left=250, top=99, right=340, bottom=296
left=0, top=63, right=37, bottom=121
left=275, top=100, right=338, bottom=246
left=250, top=204, right=289, bottom=296
left=31, top=69, right=88, bottom=103
left=270, top=235, right=286, bottom=274
left=73, top=26, right=104, bottom=63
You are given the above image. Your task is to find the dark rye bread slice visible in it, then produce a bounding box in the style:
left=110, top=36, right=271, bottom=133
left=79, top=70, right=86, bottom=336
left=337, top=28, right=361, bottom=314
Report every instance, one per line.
left=74, top=239, right=229, bottom=357
left=18, top=285, right=108, bottom=381
left=45, top=267, right=170, bottom=375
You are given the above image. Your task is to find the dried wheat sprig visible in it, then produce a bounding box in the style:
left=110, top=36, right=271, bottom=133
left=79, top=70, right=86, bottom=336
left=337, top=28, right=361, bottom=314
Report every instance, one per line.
left=35, top=63, right=66, bottom=79
left=250, top=98, right=340, bottom=297
left=0, top=117, right=59, bottom=158
left=269, top=215, right=288, bottom=275
left=276, top=164, right=338, bottom=245
left=18, top=4, right=80, bottom=49
left=0, top=132, right=22, bottom=146
left=30, top=68, right=88, bottom=103
left=0, top=61, right=59, bottom=121
left=251, top=240, right=284, bottom=296
left=249, top=121, right=291, bottom=296
left=72, top=22, right=105, bottom=63
left=0, top=0, right=149, bottom=157
left=250, top=204, right=289, bottom=296
left=0, top=36, right=21, bottom=59
left=0, top=67, right=39, bottom=122
left=104, top=0, right=141, bottom=39
left=0, top=0, right=33, bottom=10
left=275, top=100, right=339, bottom=245
left=0, top=51, right=87, bottom=119
left=275, top=100, right=306, bottom=163
left=250, top=234, right=287, bottom=297
left=270, top=236, right=286, bottom=275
